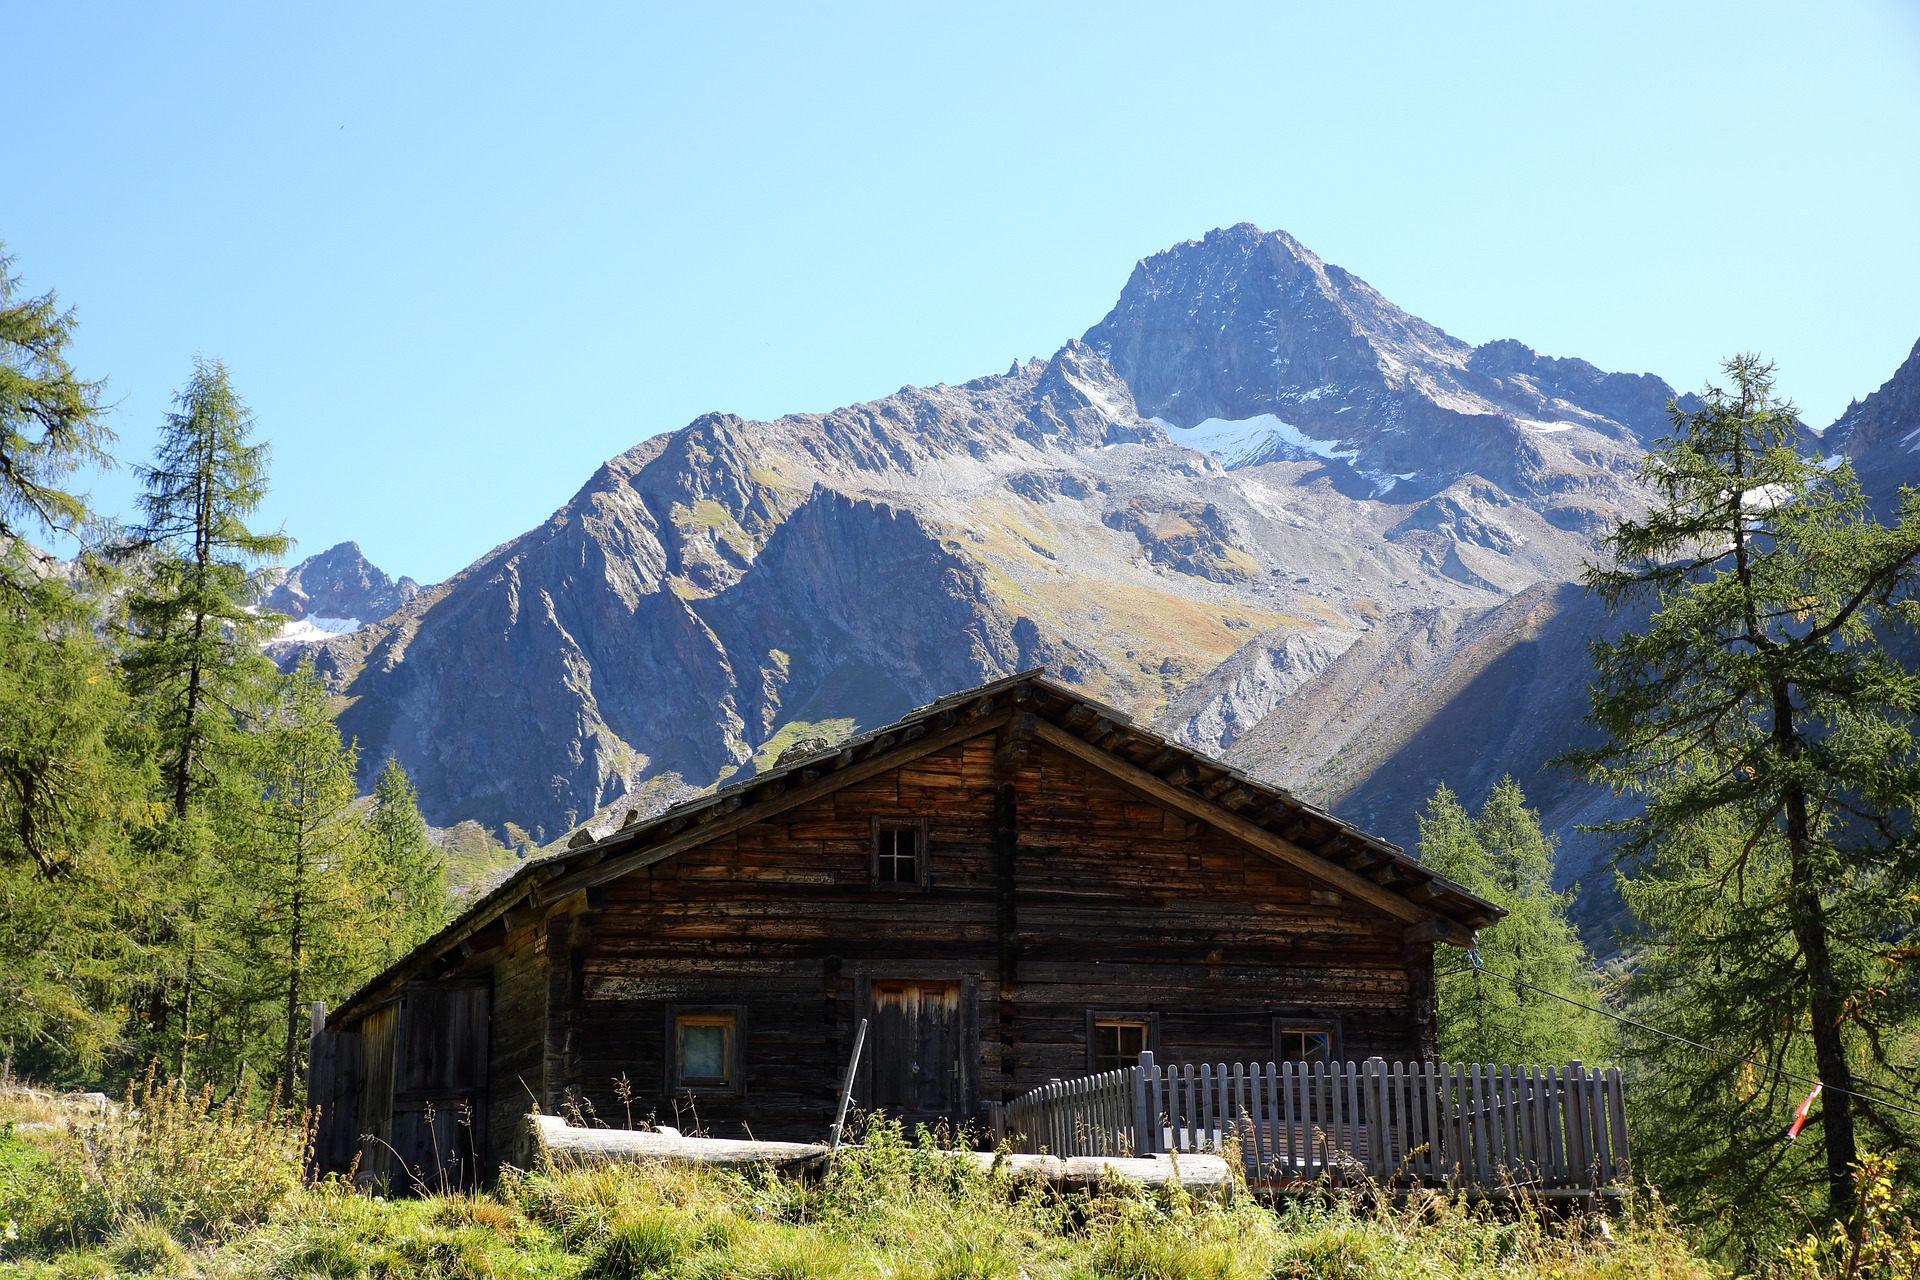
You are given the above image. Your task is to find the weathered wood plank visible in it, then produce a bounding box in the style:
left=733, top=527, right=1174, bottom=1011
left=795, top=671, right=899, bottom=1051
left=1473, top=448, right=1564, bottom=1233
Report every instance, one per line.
left=1033, top=723, right=1443, bottom=933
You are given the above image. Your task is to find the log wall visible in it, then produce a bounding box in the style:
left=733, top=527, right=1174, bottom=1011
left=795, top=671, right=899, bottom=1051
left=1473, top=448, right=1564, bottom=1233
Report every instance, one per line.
left=481, top=732, right=1434, bottom=1145
left=330, top=725, right=1436, bottom=1166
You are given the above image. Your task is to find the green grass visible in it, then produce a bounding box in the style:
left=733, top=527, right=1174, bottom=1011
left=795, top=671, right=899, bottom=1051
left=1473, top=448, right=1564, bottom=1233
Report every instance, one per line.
left=0, top=1094, right=1763, bottom=1280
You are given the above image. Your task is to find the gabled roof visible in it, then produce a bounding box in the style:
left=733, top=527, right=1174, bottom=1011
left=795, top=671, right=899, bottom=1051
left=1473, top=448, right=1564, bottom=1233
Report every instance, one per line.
left=330, top=670, right=1502, bottom=1027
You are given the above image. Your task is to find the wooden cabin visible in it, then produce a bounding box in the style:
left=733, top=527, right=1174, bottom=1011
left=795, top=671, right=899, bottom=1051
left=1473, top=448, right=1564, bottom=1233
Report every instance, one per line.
left=308, top=671, right=1500, bottom=1188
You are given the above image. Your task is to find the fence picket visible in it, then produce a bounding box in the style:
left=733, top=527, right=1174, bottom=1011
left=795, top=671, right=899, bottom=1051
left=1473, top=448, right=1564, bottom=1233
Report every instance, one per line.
left=1382, top=1059, right=1397, bottom=1174
left=1495, top=1066, right=1515, bottom=1187
left=1565, top=1062, right=1591, bottom=1189
left=1259, top=1059, right=1274, bottom=1182
left=1452, top=1064, right=1470, bottom=1188
left=1509, top=1067, right=1529, bottom=1186
left=1401, top=1061, right=1423, bottom=1179
left=1210, top=1063, right=1225, bottom=1151
left=1585, top=1064, right=1610, bottom=1187
left=1519, top=1066, right=1539, bottom=1186
left=1340, top=1061, right=1357, bottom=1172
left=1416, top=1060, right=1438, bottom=1181
left=1277, top=1061, right=1291, bottom=1175
left=1607, top=1067, right=1630, bottom=1183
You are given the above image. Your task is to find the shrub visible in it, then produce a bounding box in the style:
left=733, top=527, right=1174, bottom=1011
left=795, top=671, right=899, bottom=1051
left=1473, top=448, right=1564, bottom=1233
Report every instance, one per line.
left=0, top=1067, right=306, bottom=1259
left=88, top=1068, right=307, bottom=1240
left=1777, top=1154, right=1920, bottom=1280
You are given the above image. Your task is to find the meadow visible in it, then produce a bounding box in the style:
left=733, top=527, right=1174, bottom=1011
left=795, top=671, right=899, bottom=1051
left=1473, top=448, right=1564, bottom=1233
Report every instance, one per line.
left=5, top=1074, right=1875, bottom=1280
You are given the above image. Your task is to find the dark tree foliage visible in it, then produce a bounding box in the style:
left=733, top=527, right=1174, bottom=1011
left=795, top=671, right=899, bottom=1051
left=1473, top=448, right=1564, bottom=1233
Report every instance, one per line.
left=1563, top=355, right=1920, bottom=1236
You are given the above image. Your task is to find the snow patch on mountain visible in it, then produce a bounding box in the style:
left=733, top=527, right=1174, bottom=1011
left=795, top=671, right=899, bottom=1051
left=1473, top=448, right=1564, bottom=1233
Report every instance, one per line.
left=1157, top=414, right=1416, bottom=496
left=1155, top=413, right=1359, bottom=468
left=274, top=616, right=362, bottom=645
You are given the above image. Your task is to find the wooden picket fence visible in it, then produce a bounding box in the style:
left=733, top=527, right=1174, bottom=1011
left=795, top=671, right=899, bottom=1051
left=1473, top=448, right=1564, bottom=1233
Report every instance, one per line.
left=1005, top=1054, right=1629, bottom=1196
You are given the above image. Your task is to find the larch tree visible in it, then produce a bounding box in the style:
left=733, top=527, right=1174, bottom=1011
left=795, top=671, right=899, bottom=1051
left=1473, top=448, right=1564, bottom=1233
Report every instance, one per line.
left=0, top=244, right=112, bottom=601
left=1417, top=780, right=1611, bottom=1065
left=1563, top=355, right=1920, bottom=1229
left=367, top=757, right=450, bottom=960
left=0, top=246, right=147, bottom=1077
left=119, top=358, right=290, bottom=1080
left=121, top=358, right=288, bottom=818
left=226, top=663, right=381, bottom=1100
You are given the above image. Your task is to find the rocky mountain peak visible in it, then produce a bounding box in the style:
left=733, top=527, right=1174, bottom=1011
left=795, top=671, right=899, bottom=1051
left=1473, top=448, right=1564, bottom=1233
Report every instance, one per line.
left=259, top=541, right=420, bottom=625
left=1084, top=224, right=1677, bottom=503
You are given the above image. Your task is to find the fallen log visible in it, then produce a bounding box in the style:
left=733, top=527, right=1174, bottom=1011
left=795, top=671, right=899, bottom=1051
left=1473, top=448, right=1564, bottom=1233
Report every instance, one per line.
left=522, top=1114, right=1234, bottom=1191
left=959, top=1149, right=1237, bottom=1192
left=525, top=1114, right=829, bottom=1172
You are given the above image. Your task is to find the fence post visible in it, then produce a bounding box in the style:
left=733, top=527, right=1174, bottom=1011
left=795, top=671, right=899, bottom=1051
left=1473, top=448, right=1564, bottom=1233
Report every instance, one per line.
left=1134, top=1052, right=1160, bottom=1154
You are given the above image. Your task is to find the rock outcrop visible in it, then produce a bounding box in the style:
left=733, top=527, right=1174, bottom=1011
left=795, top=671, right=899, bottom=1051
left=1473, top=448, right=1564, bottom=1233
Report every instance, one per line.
left=1827, top=337, right=1920, bottom=508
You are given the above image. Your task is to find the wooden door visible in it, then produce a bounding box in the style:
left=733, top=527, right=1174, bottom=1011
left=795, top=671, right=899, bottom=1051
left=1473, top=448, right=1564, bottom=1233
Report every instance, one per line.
left=869, top=981, right=966, bottom=1125
left=387, top=982, right=490, bottom=1191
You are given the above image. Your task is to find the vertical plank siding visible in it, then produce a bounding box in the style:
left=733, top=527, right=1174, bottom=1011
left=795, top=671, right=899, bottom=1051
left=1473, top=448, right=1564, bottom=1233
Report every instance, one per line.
left=1007, top=1055, right=1630, bottom=1195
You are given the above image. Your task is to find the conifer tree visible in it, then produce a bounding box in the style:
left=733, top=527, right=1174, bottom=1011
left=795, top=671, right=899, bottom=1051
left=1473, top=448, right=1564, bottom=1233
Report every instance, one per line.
left=224, top=663, right=381, bottom=1099
left=119, top=358, right=290, bottom=1080
left=0, top=246, right=147, bottom=1077
left=122, top=359, right=288, bottom=818
left=1417, top=780, right=1611, bottom=1064
left=0, top=244, right=112, bottom=601
left=0, top=602, right=148, bottom=1076
left=1564, top=355, right=1920, bottom=1229
left=368, top=756, right=449, bottom=959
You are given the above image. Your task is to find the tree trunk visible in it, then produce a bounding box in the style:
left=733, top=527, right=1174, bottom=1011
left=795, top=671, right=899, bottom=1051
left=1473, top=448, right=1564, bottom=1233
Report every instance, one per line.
left=1787, top=796, right=1858, bottom=1218
left=175, top=636, right=203, bottom=819
left=284, top=819, right=305, bottom=1102
left=1775, top=674, right=1858, bottom=1219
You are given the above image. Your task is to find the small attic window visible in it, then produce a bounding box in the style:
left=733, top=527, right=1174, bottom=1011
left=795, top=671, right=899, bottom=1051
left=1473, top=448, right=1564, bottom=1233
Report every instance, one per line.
left=871, top=818, right=929, bottom=889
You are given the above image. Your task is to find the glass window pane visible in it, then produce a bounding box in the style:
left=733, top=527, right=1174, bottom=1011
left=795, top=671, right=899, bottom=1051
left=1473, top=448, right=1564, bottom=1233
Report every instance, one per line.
left=681, top=1021, right=729, bottom=1082
left=1095, top=1020, right=1147, bottom=1072
left=1278, top=1026, right=1332, bottom=1064
left=878, top=828, right=918, bottom=883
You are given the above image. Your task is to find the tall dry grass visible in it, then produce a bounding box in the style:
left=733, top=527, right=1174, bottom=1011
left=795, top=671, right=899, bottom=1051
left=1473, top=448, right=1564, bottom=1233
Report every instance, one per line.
left=5, top=1095, right=1916, bottom=1278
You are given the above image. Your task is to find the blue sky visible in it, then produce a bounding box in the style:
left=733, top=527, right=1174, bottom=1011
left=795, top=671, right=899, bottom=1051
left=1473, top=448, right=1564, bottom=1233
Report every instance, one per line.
left=6, top=2, right=1918, bottom=584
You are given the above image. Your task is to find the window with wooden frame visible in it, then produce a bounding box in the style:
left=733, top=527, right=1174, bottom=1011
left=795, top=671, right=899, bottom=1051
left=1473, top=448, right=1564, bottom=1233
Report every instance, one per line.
left=1086, top=1011, right=1159, bottom=1074
left=1272, top=1018, right=1339, bottom=1066
left=667, top=1005, right=745, bottom=1095
left=870, top=817, right=930, bottom=889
